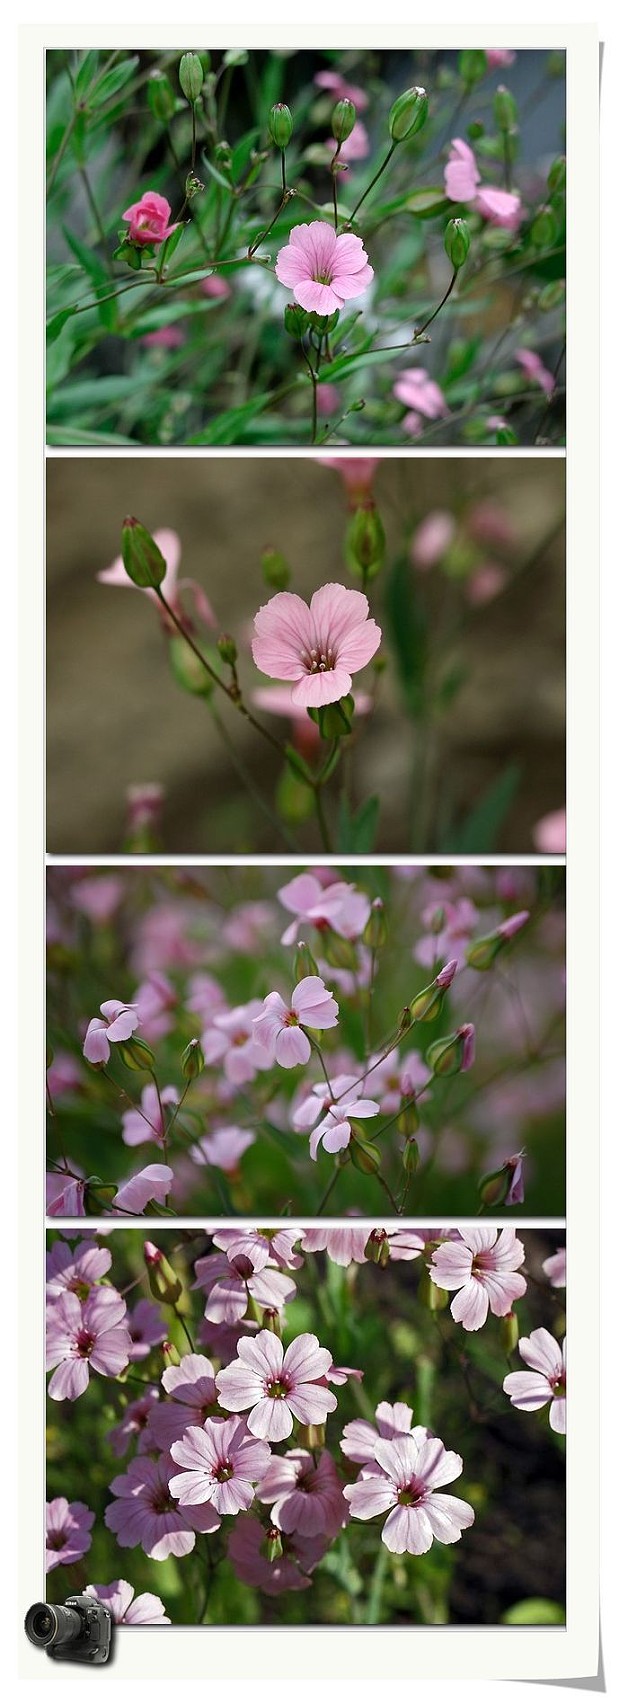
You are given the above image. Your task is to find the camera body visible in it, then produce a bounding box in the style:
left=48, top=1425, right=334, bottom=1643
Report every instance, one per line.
left=24, top=1595, right=113, bottom=1664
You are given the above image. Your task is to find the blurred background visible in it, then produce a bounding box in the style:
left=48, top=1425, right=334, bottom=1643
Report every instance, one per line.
left=47, top=456, right=565, bottom=853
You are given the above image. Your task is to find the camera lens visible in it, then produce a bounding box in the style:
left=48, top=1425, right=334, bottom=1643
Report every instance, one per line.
left=25, top=1602, right=82, bottom=1650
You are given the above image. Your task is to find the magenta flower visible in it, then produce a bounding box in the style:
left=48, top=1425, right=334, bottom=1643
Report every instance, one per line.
left=344, top=1433, right=474, bottom=1555
left=127, top=1298, right=167, bottom=1362
left=46, top=1498, right=94, bottom=1573
left=107, top=1388, right=160, bottom=1458
left=277, top=872, right=371, bottom=945
left=47, top=1289, right=131, bottom=1400
left=121, top=1083, right=178, bottom=1149
left=504, top=1329, right=566, bottom=1434
left=515, top=348, right=555, bottom=397
left=258, top=1447, right=348, bottom=1538
left=46, top=1237, right=112, bottom=1298
left=82, top=999, right=140, bottom=1066
left=216, top=1330, right=337, bottom=1442
left=341, top=1399, right=428, bottom=1466
left=293, top=1072, right=379, bottom=1159
left=170, top=1416, right=271, bottom=1516
left=228, top=1513, right=328, bottom=1594
left=147, top=1353, right=218, bottom=1452
left=85, top=1582, right=170, bottom=1625
left=105, top=1453, right=220, bottom=1560
left=275, top=221, right=373, bottom=314
left=429, top=1227, right=526, bottom=1331
left=112, top=1164, right=174, bottom=1214
left=252, top=583, right=381, bottom=709
left=202, top=273, right=232, bottom=301
left=122, top=190, right=179, bottom=247
left=543, top=1248, right=566, bottom=1288
left=253, top=975, right=339, bottom=1069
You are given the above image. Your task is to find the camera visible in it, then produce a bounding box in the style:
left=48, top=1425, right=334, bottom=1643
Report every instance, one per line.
left=24, top=1594, right=113, bottom=1663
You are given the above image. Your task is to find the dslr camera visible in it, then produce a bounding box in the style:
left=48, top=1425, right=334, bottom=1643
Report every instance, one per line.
left=24, top=1594, right=113, bottom=1663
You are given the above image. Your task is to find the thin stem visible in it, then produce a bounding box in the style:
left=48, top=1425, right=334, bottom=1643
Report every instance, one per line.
left=331, top=144, right=341, bottom=229
left=415, top=269, right=458, bottom=337
left=281, top=149, right=287, bottom=195
left=154, top=589, right=290, bottom=762
left=78, top=164, right=110, bottom=256
left=314, top=780, right=333, bottom=849
left=316, top=1166, right=341, bottom=1215
left=348, top=142, right=397, bottom=223
left=248, top=190, right=293, bottom=259
left=309, top=1039, right=334, bottom=1096
left=173, top=1307, right=195, bottom=1354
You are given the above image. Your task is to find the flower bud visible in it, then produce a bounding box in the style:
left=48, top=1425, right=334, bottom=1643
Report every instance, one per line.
left=162, top=1339, right=181, bottom=1367
left=364, top=1229, right=390, bottom=1266
left=530, top=204, right=558, bottom=248
left=332, top=98, right=356, bottom=143
left=261, top=1307, right=283, bottom=1337
left=444, top=217, right=471, bottom=270
left=214, top=141, right=232, bottom=169
left=547, top=155, right=566, bottom=195
left=144, top=1242, right=183, bottom=1306
left=268, top=103, right=293, bottom=149
left=262, top=547, right=292, bottom=589
left=283, top=305, right=309, bottom=344
left=363, top=898, right=387, bottom=951
left=479, top=1150, right=526, bottom=1210
left=345, top=503, right=386, bottom=582
left=293, top=940, right=320, bottom=980
left=217, top=634, right=238, bottom=666
left=500, top=1311, right=520, bottom=1355
left=185, top=173, right=204, bottom=201
left=297, top=1423, right=326, bottom=1450
left=168, top=634, right=214, bottom=698
left=321, top=930, right=358, bottom=971
left=388, top=86, right=429, bottom=143
left=426, top=1023, right=475, bottom=1077
left=349, top=1132, right=381, bottom=1173
left=409, top=960, right=456, bottom=1023
left=148, top=71, right=176, bottom=124
left=402, top=1135, right=420, bottom=1174
left=262, top=1526, right=284, bottom=1563
left=459, top=50, right=488, bottom=86
left=179, top=53, right=203, bottom=104
left=465, top=911, right=529, bottom=971
left=315, top=696, right=353, bottom=740
left=121, top=517, right=166, bottom=590
left=419, top=1270, right=449, bottom=1311
left=398, top=1098, right=420, bottom=1138
left=116, top=1036, right=156, bottom=1072
left=181, top=1037, right=204, bottom=1080
left=493, top=85, right=518, bottom=132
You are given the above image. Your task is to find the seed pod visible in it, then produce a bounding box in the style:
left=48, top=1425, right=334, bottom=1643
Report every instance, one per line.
left=388, top=86, right=429, bottom=143
left=268, top=103, right=294, bottom=149
left=179, top=52, right=204, bottom=105
left=332, top=98, right=356, bottom=143
left=121, top=517, right=166, bottom=590
left=116, top=1036, right=156, bottom=1072
left=181, top=1038, right=205, bottom=1079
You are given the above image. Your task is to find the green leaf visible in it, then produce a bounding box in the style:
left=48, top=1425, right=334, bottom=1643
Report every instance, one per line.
left=158, top=222, right=186, bottom=269
left=447, top=764, right=521, bottom=853
left=384, top=552, right=427, bottom=717
left=46, top=308, right=76, bottom=344
left=89, top=57, right=139, bottom=109
left=46, top=427, right=137, bottom=446
left=502, top=1599, right=565, bottom=1626
left=188, top=390, right=283, bottom=445
left=405, top=187, right=451, bottom=219
left=74, top=51, right=100, bottom=104
left=337, top=795, right=380, bottom=853
left=63, top=226, right=108, bottom=287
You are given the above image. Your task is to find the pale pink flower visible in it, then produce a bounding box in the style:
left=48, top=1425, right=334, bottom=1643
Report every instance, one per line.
left=192, top=1252, right=296, bottom=1326
left=133, top=972, right=177, bottom=1042
left=122, top=191, right=179, bottom=247
left=444, top=138, right=481, bottom=203
left=227, top=1513, right=328, bottom=1594
left=146, top=1353, right=219, bottom=1452
left=259, top=1447, right=348, bottom=1537
left=341, top=1399, right=428, bottom=1465
left=515, top=348, right=555, bottom=396
left=317, top=456, right=379, bottom=504
left=252, top=583, right=381, bottom=709
left=222, top=901, right=276, bottom=953
left=126, top=782, right=164, bottom=836
left=121, top=1083, right=177, bottom=1149
left=468, top=500, right=516, bottom=550
left=190, top=1125, right=255, bottom=1173
left=46, top=1498, right=94, bottom=1572
left=112, top=1164, right=174, bottom=1214
left=429, top=1227, right=526, bottom=1330
left=82, top=999, right=140, bottom=1065
left=367, top=1228, right=426, bottom=1262
left=46, top=1237, right=112, bottom=1298
left=71, top=876, right=125, bottom=924
left=411, top=510, right=457, bottom=570
left=187, top=972, right=226, bottom=1025
left=394, top=369, right=449, bottom=436
left=314, top=69, right=369, bottom=110
left=212, top=1228, right=303, bottom=1273
left=293, top=1072, right=378, bottom=1159
left=46, top=1051, right=82, bottom=1099
left=504, top=1149, right=526, bottom=1205
left=47, top=1288, right=131, bottom=1400
left=542, top=1247, right=566, bottom=1288
left=476, top=186, right=522, bottom=229
left=216, top=1330, right=337, bottom=1442
left=85, top=1582, right=170, bottom=1626
left=466, top=564, right=508, bottom=604
left=362, top=1048, right=429, bottom=1115
left=277, top=872, right=371, bottom=945
left=47, top=1170, right=87, bottom=1216
left=202, top=274, right=232, bottom=301
left=202, top=999, right=267, bottom=1086
left=127, top=1298, right=167, bottom=1362
left=533, top=807, right=566, bottom=854
left=253, top=976, right=339, bottom=1068
left=300, top=1226, right=369, bottom=1265
left=487, top=50, right=516, bottom=68
left=275, top=221, right=373, bottom=314
left=503, top=1329, right=566, bottom=1434
left=415, top=897, right=479, bottom=969
left=344, top=1433, right=474, bottom=1555
left=107, top=1388, right=160, bottom=1457
left=105, top=1453, right=220, bottom=1560
left=170, top=1417, right=271, bottom=1516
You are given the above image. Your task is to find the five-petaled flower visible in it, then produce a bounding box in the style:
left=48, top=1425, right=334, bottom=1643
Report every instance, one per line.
left=275, top=221, right=373, bottom=314
left=253, top=975, right=339, bottom=1068
left=46, top=1288, right=132, bottom=1400
left=252, top=583, right=381, bottom=709
left=503, top=1328, right=566, bottom=1434
left=429, top=1227, right=526, bottom=1331
left=82, top=1000, right=140, bottom=1066
left=216, top=1330, right=337, bottom=1442
left=169, top=1416, right=272, bottom=1516
left=344, top=1433, right=475, bottom=1555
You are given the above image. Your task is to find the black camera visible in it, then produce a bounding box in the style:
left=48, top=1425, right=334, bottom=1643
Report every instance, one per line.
left=24, top=1595, right=113, bottom=1663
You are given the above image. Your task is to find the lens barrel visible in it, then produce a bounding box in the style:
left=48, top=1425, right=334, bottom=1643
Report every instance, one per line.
left=25, top=1602, right=82, bottom=1650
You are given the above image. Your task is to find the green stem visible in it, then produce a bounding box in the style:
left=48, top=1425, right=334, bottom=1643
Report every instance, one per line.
left=173, top=1307, right=195, bottom=1354
left=348, top=141, right=397, bottom=223
left=314, top=779, right=332, bottom=848
left=415, top=269, right=458, bottom=337
left=316, top=1166, right=341, bottom=1215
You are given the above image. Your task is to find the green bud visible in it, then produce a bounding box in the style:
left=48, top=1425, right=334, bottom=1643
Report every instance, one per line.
left=409, top=985, right=444, bottom=1024
left=168, top=634, right=214, bottom=698
left=293, top=941, right=320, bottom=980
left=263, top=1527, right=284, bottom=1564
left=363, top=898, right=387, bottom=951
left=495, top=425, right=518, bottom=446
left=530, top=204, right=558, bottom=248
left=467, top=120, right=485, bottom=140
left=116, top=1036, right=156, bottom=1072
left=181, top=1037, right=204, bottom=1079
left=121, top=516, right=166, bottom=590
left=398, top=1099, right=421, bottom=1139
left=307, top=309, right=340, bottom=333
left=148, top=71, right=176, bottom=124
left=332, top=98, right=356, bottom=143
left=315, top=696, right=353, bottom=740
left=162, top=1339, right=181, bottom=1366
left=500, top=1311, right=520, bottom=1355
left=478, top=1165, right=510, bottom=1207
left=179, top=52, right=204, bottom=104
left=217, top=634, right=238, bottom=666
left=261, top=1308, right=283, bottom=1337
left=419, top=1270, right=449, bottom=1311
left=283, top=303, right=309, bottom=343
left=364, top=1229, right=391, bottom=1266
left=214, top=141, right=232, bottom=168
left=459, top=50, right=488, bottom=86
left=547, top=155, right=566, bottom=195
left=426, top=1024, right=475, bottom=1077
left=345, top=502, right=386, bottom=582
left=493, top=85, right=518, bottom=132
left=539, top=280, right=566, bottom=312
left=465, top=933, right=504, bottom=971
left=297, top=1423, right=326, bottom=1449
left=268, top=103, right=293, bottom=149
left=144, top=1241, right=183, bottom=1306
left=320, top=930, right=358, bottom=971
left=388, top=86, right=429, bottom=143
left=444, top=217, right=471, bottom=270
left=261, top=547, right=292, bottom=590
left=349, top=1131, right=381, bottom=1173
left=402, top=1135, right=420, bottom=1174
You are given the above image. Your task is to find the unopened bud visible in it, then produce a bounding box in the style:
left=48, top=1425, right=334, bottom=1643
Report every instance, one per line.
left=547, top=155, right=566, bottom=195
left=459, top=50, right=488, bottom=86
left=398, top=1099, right=421, bottom=1139
left=321, top=930, right=358, bottom=970
left=179, top=52, right=204, bottom=105
left=345, top=503, right=386, bottom=582
left=181, top=1038, right=204, bottom=1079
left=214, top=141, right=232, bottom=169
left=144, top=1242, right=183, bottom=1306
left=169, top=634, right=214, bottom=698
left=409, top=960, right=456, bottom=1023
left=217, top=634, right=238, bottom=666
left=466, top=911, right=529, bottom=971
left=117, top=1036, right=156, bottom=1072
left=349, top=1131, right=381, bottom=1173
left=388, top=86, right=429, bottom=143
left=262, top=1526, right=284, bottom=1563
left=363, top=897, right=387, bottom=950
left=293, top=940, right=320, bottom=980
left=148, top=71, right=175, bottom=123
left=402, top=1135, right=420, bottom=1173
left=261, top=1308, right=283, bottom=1336
left=297, top=1423, right=326, bottom=1449
left=444, top=217, right=471, bottom=270
left=364, top=1228, right=390, bottom=1266
left=162, top=1339, right=181, bottom=1366
left=530, top=204, right=558, bottom=248
left=500, top=1311, right=520, bottom=1355
left=268, top=103, right=294, bottom=149
left=332, top=98, right=356, bottom=143
left=315, top=695, right=354, bottom=739
left=121, top=517, right=166, bottom=590
left=426, top=1023, right=475, bottom=1077
left=493, top=85, right=518, bottom=131
left=262, top=547, right=292, bottom=589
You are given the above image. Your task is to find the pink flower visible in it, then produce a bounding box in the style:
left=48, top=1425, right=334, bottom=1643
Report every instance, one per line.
left=317, top=456, right=380, bottom=505
left=277, top=872, right=371, bottom=945
left=411, top=510, right=457, bottom=570
left=127, top=1298, right=167, bottom=1362
left=316, top=382, right=341, bottom=416
left=394, top=369, right=449, bottom=436
left=71, top=876, right=125, bottom=924
left=258, top=1447, right=348, bottom=1537
left=85, top=1582, right=170, bottom=1626
left=202, top=999, right=267, bottom=1086
left=212, top=1228, right=303, bottom=1273
left=170, top=1417, right=271, bottom=1516
left=47, top=1288, right=131, bottom=1400
left=46, top=1499, right=94, bottom=1572
left=329, top=120, right=370, bottom=163
left=122, top=191, right=179, bottom=248
left=112, top=1164, right=174, bottom=1214
left=487, top=50, right=516, bottom=68
left=341, top=1399, right=428, bottom=1465
left=46, top=1237, right=112, bottom=1298
left=515, top=348, right=555, bottom=397
left=216, top=1330, right=337, bottom=1442
left=107, top=1388, right=160, bottom=1457
left=314, top=69, right=369, bottom=111
left=121, top=1084, right=178, bottom=1149
left=344, top=1433, right=474, bottom=1555
left=142, top=326, right=185, bottom=350
left=275, top=221, right=373, bottom=314
left=362, top=1047, right=429, bottom=1115
left=543, top=1247, right=566, bottom=1288
left=466, top=564, right=508, bottom=604
left=202, top=274, right=232, bottom=301
left=105, top=1453, right=220, bottom=1560
left=82, top=999, right=140, bottom=1065
left=191, top=1124, right=255, bottom=1173
left=444, top=138, right=481, bottom=203
left=253, top=976, right=339, bottom=1068
left=126, top=782, right=164, bottom=836
left=46, top=1170, right=87, bottom=1216
left=429, top=1227, right=526, bottom=1330
left=227, top=1513, right=328, bottom=1594
left=503, top=1329, right=566, bottom=1434
left=147, top=1353, right=219, bottom=1451
left=300, top=1226, right=369, bottom=1265
left=293, top=1072, right=379, bottom=1159
left=532, top=807, right=566, bottom=854
left=192, top=1252, right=296, bottom=1327
left=98, top=528, right=216, bottom=629
left=476, top=186, right=522, bottom=229
left=252, top=583, right=381, bottom=709
left=133, top=972, right=177, bottom=1042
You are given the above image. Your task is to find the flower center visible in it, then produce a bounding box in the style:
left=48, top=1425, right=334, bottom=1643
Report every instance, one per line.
left=266, top=1378, right=289, bottom=1400
left=397, top=1476, right=426, bottom=1508
left=314, top=269, right=333, bottom=286
left=75, top=1328, right=96, bottom=1359
left=151, top=1489, right=175, bottom=1515
left=69, top=1279, right=91, bottom=1302
left=301, top=645, right=337, bottom=675
left=472, top=1251, right=495, bottom=1274
left=551, top=1373, right=566, bottom=1397
left=284, top=1009, right=299, bottom=1027
left=213, top=1459, right=235, bottom=1483
left=48, top=1529, right=68, bottom=1551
